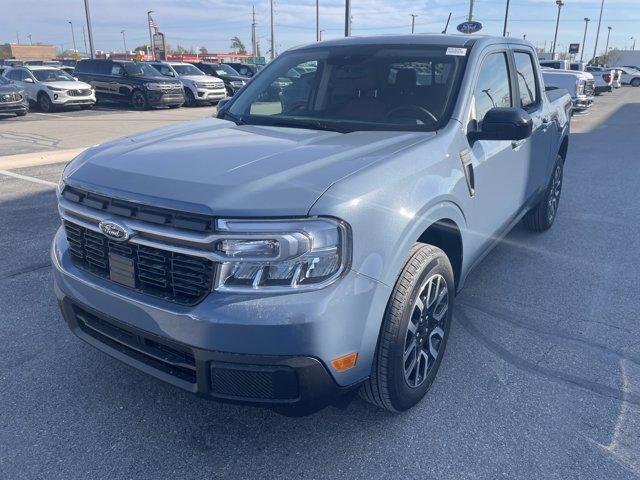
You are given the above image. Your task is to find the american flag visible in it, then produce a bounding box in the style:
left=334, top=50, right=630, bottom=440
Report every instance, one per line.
left=148, top=15, right=159, bottom=33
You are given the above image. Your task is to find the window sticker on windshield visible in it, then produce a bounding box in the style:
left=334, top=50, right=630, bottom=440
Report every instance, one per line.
left=446, top=47, right=467, bottom=56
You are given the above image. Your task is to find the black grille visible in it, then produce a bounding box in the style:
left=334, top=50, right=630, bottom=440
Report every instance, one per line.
left=74, top=305, right=197, bottom=383
left=210, top=364, right=299, bottom=400
left=62, top=185, right=214, bottom=232
left=67, top=89, right=92, bottom=96
left=64, top=221, right=214, bottom=305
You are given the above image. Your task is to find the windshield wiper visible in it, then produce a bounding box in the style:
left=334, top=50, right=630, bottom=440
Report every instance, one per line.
left=266, top=118, right=349, bottom=134
left=220, top=110, right=245, bottom=126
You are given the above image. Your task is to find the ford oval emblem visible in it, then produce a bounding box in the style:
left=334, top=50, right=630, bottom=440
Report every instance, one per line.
left=457, top=21, right=483, bottom=34
left=98, top=221, right=130, bottom=242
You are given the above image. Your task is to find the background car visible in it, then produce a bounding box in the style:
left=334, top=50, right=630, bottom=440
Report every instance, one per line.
left=3, top=65, right=95, bottom=112
left=585, top=66, right=614, bottom=94
left=148, top=61, right=226, bottom=106
left=0, top=75, right=28, bottom=117
left=74, top=59, right=184, bottom=110
left=618, top=67, right=640, bottom=86
left=191, top=62, right=248, bottom=96
left=224, top=62, right=260, bottom=78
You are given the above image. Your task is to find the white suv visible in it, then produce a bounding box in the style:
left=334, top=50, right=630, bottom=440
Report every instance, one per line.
left=149, top=62, right=226, bottom=106
left=3, top=66, right=95, bottom=112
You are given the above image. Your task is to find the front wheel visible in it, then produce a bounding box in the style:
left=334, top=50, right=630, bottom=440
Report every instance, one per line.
left=631, top=78, right=640, bottom=87
left=38, top=92, right=54, bottom=113
left=184, top=88, right=197, bottom=107
left=15, top=110, right=28, bottom=117
left=130, top=90, right=149, bottom=111
left=523, top=155, right=564, bottom=232
left=360, top=244, right=454, bottom=412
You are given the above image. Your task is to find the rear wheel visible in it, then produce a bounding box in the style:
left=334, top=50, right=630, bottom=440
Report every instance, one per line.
left=523, top=155, right=564, bottom=232
left=360, top=244, right=454, bottom=412
left=631, top=78, right=640, bottom=87
left=130, top=90, right=149, bottom=111
left=38, top=92, right=54, bottom=112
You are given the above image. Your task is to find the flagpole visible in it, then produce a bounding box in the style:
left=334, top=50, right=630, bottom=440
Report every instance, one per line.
left=147, top=10, right=155, bottom=60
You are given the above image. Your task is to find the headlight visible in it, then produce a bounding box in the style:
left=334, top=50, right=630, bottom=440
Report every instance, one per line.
left=215, top=217, right=350, bottom=292
left=46, top=85, right=66, bottom=91
left=144, top=83, right=163, bottom=90
left=230, top=80, right=245, bottom=88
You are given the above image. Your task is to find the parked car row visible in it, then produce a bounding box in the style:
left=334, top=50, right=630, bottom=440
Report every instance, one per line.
left=540, top=61, right=640, bottom=114
left=0, top=59, right=256, bottom=117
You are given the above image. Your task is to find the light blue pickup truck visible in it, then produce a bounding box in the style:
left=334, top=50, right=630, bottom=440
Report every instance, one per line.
left=53, top=34, right=571, bottom=415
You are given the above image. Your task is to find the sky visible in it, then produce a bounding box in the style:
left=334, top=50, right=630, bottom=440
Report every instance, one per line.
left=3, top=0, right=640, bottom=57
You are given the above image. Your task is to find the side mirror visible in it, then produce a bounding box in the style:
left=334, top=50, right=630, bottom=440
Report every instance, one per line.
left=468, top=107, right=533, bottom=144
left=73, top=76, right=79, bottom=81
left=24, top=77, right=34, bottom=83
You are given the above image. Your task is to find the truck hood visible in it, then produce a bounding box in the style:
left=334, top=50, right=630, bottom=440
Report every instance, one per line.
left=180, top=75, right=222, bottom=84
left=64, top=118, right=432, bottom=216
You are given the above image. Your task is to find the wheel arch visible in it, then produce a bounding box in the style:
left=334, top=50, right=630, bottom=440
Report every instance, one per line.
left=416, top=218, right=463, bottom=292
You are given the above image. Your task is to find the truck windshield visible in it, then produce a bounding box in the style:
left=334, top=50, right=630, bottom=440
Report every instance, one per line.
left=227, top=44, right=469, bottom=132
left=173, top=64, right=205, bottom=76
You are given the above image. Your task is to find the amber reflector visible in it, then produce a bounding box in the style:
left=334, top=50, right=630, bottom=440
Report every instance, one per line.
left=331, top=352, right=358, bottom=372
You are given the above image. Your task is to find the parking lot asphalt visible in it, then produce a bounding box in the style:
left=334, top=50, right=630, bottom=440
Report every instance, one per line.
left=0, top=104, right=217, bottom=156
left=1, top=88, right=640, bottom=479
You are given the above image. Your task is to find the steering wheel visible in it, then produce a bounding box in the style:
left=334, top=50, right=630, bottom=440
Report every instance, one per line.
left=386, top=105, right=438, bottom=125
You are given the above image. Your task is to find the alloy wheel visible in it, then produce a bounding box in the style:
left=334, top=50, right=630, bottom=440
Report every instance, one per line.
left=547, top=163, right=563, bottom=223
left=403, top=273, right=449, bottom=388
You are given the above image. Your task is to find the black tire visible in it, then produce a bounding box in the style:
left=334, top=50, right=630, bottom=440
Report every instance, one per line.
left=130, top=90, right=149, bottom=111
left=523, top=155, right=564, bottom=232
left=15, top=110, right=27, bottom=117
left=360, top=244, right=454, bottom=412
left=38, top=92, right=54, bottom=112
left=184, top=89, right=197, bottom=107
left=631, top=78, right=640, bottom=87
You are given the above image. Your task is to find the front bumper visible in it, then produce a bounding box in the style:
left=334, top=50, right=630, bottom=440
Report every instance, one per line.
left=573, top=95, right=593, bottom=111
left=147, top=89, right=185, bottom=107
left=51, top=91, right=96, bottom=106
left=52, top=227, right=390, bottom=413
left=195, top=88, right=227, bottom=103
left=0, top=100, right=28, bottom=114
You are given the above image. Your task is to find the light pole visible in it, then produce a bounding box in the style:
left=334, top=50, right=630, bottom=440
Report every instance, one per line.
left=345, top=0, right=351, bottom=36
left=320, top=29, right=325, bottom=41
left=632, top=37, right=637, bottom=51
left=316, top=0, right=320, bottom=42
left=121, top=30, right=127, bottom=53
left=270, top=0, right=275, bottom=59
left=68, top=21, right=77, bottom=52
left=592, top=0, right=605, bottom=63
left=147, top=10, right=155, bottom=61
left=83, top=0, right=95, bottom=58
left=410, top=14, right=418, bottom=34
left=467, top=0, right=474, bottom=22
left=27, top=34, right=32, bottom=45
left=604, top=26, right=612, bottom=58
left=523, top=34, right=527, bottom=40
left=502, top=0, right=511, bottom=37
left=82, top=25, right=88, bottom=55
left=551, top=0, right=564, bottom=58
left=580, top=18, right=590, bottom=62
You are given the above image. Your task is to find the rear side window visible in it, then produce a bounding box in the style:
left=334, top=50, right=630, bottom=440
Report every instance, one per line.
left=513, top=52, right=539, bottom=110
left=473, top=52, right=512, bottom=124
left=110, top=63, right=124, bottom=76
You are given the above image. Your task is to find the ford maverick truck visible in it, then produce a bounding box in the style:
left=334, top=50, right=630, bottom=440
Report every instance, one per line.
left=53, top=35, right=571, bottom=415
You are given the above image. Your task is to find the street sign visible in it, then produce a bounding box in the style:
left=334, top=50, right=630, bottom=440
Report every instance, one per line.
left=247, top=56, right=265, bottom=65
left=569, top=43, right=580, bottom=54
left=153, top=32, right=166, bottom=61
left=457, top=21, right=483, bottom=34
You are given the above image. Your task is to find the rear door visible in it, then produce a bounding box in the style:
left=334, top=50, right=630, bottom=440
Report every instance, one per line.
left=511, top=49, right=552, bottom=201
left=464, top=48, right=529, bottom=246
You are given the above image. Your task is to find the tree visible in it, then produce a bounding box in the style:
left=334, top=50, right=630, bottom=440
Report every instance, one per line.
left=230, top=36, right=246, bottom=54
left=133, top=44, right=149, bottom=53
left=172, top=45, right=195, bottom=55
left=199, top=46, right=208, bottom=54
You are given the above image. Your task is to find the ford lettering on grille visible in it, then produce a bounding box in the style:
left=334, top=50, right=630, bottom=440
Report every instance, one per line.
left=98, top=221, right=130, bottom=241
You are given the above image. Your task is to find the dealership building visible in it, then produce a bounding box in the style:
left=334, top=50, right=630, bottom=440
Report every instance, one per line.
left=0, top=44, right=57, bottom=62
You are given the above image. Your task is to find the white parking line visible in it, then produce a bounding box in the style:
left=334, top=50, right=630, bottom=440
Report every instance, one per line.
left=0, top=169, right=57, bottom=187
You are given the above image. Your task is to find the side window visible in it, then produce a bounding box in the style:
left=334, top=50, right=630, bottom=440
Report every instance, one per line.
left=473, top=52, right=512, bottom=124
left=6, top=70, right=18, bottom=81
left=513, top=52, right=539, bottom=110
left=110, top=64, right=124, bottom=76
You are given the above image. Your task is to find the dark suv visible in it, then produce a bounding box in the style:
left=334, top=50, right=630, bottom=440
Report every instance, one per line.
left=191, top=62, right=248, bottom=96
left=74, top=59, right=184, bottom=110
left=224, top=62, right=263, bottom=78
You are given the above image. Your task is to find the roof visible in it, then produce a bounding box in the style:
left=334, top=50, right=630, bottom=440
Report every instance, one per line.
left=24, top=65, right=61, bottom=71
left=289, top=33, right=532, bottom=51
